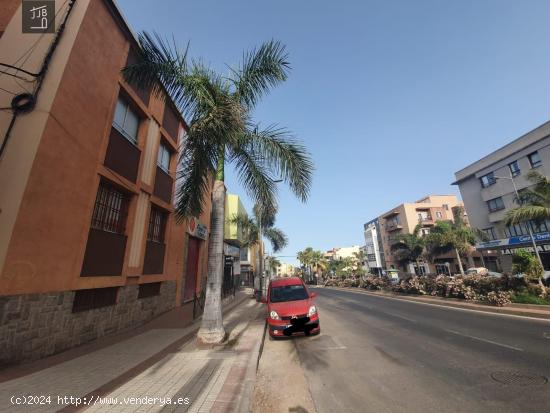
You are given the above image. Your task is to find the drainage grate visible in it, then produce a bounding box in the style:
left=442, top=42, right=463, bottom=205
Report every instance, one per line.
left=491, top=371, right=548, bottom=386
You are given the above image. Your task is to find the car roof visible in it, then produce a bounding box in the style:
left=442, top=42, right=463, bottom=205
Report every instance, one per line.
left=270, top=277, right=304, bottom=287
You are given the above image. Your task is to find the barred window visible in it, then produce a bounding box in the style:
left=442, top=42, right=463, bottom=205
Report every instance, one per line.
left=91, top=182, right=129, bottom=234
left=147, top=206, right=167, bottom=243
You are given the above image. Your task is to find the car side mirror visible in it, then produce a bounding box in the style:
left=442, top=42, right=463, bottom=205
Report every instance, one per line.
left=310, top=292, right=317, bottom=298
left=261, top=297, right=267, bottom=304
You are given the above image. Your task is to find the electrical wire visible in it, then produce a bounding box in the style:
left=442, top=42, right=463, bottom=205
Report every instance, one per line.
left=0, top=0, right=75, bottom=161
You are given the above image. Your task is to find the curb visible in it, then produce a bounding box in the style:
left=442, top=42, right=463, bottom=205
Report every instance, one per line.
left=323, top=286, right=550, bottom=321
left=236, top=320, right=267, bottom=413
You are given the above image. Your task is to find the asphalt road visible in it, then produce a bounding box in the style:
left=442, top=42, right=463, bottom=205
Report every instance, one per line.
left=294, top=287, right=550, bottom=413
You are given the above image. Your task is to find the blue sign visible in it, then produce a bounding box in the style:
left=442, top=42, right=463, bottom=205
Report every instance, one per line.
left=476, top=231, right=550, bottom=249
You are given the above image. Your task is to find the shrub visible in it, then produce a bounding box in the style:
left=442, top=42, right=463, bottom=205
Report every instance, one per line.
left=511, top=291, right=550, bottom=305
left=486, top=291, right=512, bottom=307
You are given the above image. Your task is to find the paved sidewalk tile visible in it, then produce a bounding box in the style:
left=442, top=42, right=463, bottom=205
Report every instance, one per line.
left=0, top=293, right=259, bottom=413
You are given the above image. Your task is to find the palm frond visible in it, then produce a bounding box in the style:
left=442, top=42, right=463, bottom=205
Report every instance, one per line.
left=232, top=40, right=290, bottom=109
left=175, top=132, right=217, bottom=218
left=227, top=144, right=277, bottom=212
left=264, top=227, right=288, bottom=252
left=505, top=205, right=550, bottom=225
left=240, top=123, right=313, bottom=202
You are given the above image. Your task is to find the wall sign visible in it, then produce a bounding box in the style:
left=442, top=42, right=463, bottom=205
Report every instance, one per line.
left=187, top=217, right=208, bottom=240
left=476, top=231, right=550, bottom=250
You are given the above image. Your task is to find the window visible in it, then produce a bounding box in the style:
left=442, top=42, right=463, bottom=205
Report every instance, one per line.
left=72, top=287, right=118, bottom=313
left=504, top=222, right=529, bottom=237
left=443, top=204, right=449, bottom=210
left=240, top=248, right=249, bottom=261
left=528, top=151, right=542, bottom=168
left=91, top=182, right=129, bottom=234
left=482, top=227, right=496, bottom=240
left=479, top=172, right=496, bottom=188
left=435, top=211, right=442, bottom=219
left=270, top=284, right=309, bottom=303
left=113, top=97, right=140, bottom=144
left=529, top=219, right=550, bottom=234
left=487, top=197, right=505, bottom=212
left=147, top=206, right=167, bottom=243
left=138, top=282, right=161, bottom=299
left=509, top=161, right=520, bottom=177
left=157, top=141, right=171, bottom=172
left=420, top=228, right=430, bottom=236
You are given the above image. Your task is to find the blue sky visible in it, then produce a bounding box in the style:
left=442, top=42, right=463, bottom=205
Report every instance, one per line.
left=117, top=0, right=550, bottom=264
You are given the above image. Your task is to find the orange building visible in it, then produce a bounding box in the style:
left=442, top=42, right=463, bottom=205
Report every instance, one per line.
left=0, top=0, right=211, bottom=365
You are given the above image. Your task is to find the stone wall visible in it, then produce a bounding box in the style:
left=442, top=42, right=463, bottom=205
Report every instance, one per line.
left=0, top=281, right=176, bottom=366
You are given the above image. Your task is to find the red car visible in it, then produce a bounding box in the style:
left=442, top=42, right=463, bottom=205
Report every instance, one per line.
left=262, top=277, right=320, bottom=338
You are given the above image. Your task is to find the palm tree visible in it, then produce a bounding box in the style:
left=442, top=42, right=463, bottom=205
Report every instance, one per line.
left=297, top=247, right=314, bottom=281
left=390, top=224, right=425, bottom=274
left=268, top=256, right=281, bottom=276
left=229, top=204, right=288, bottom=252
left=123, top=33, right=313, bottom=344
left=309, top=250, right=327, bottom=283
left=505, top=170, right=550, bottom=224
left=425, top=218, right=476, bottom=276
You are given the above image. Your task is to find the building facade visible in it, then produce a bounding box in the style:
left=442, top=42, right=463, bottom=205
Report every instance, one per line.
left=454, top=121, right=550, bottom=272
left=376, top=195, right=469, bottom=274
left=363, top=218, right=385, bottom=275
left=0, top=0, right=211, bottom=365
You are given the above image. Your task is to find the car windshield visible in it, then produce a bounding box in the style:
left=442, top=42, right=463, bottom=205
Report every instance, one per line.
left=270, top=284, right=309, bottom=303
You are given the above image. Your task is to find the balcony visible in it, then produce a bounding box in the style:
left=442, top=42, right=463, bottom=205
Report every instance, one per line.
left=81, top=229, right=127, bottom=276
left=386, top=222, right=403, bottom=231
left=142, top=241, right=166, bottom=274
left=153, top=166, right=174, bottom=204
left=104, top=127, right=141, bottom=183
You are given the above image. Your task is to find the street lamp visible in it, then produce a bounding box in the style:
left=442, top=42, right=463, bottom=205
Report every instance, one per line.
left=258, top=179, right=283, bottom=300
left=494, top=171, right=544, bottom=267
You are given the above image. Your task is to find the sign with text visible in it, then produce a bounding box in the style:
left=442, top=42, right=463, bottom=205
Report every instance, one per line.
left=22, top=0, right=55, bottom=33
left=187, top=217, right=208, bottom=240
left=476, top=231, right=550, bottom=250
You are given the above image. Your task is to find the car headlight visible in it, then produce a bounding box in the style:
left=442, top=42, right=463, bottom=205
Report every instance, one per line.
left=270, top=310, right=280, bottom=320
left=308, top=306, right=317, bottom=317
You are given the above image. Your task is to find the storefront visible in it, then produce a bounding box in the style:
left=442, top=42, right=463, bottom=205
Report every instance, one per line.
left=476, top=231, right=550, bottom=273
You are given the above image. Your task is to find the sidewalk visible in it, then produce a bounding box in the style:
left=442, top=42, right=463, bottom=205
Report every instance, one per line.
left=326, top=286, right=550, bottom=320
left=0, top=290, right=266, bottom=413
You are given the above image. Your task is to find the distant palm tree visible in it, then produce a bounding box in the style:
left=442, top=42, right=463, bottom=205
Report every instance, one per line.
left=505, top=171, right=550, bottom=225
left=123, top=33, right=313, bottom=344
left=297, top=247, right=314, bottom=281
left=309, top=250, right=327, bottom=282
left=425, top=217, right=476, bottom=276
left=391, top=224, right=425, bottom=274
left=228, top=203, right=288, bottom=253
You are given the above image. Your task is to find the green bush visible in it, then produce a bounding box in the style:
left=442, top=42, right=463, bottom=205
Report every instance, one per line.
left=511, top=291, right=550, bottom=305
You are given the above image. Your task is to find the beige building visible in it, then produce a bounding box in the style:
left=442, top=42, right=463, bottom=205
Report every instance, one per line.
left=378, top=195, right=464, bottom=274
left=276, top=262, right=295, bottom=277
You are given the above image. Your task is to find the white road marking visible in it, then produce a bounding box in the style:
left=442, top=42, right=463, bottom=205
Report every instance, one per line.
left=444, top=329, right=524, bottom=352
left=320, top=287, right=550, bottom=323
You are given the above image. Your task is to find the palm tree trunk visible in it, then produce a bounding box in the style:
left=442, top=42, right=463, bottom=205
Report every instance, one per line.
left=455, top=248, right=465, bottom=276
left=197, top=156, right=226, bottom=344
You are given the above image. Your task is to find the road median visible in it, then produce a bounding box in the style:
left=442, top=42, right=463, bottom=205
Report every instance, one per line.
left=323, top=286, right=550, bottom=320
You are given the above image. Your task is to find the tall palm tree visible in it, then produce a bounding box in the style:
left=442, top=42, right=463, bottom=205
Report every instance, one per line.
left=123, top=33, right=313, bottom=344
left=297, top=247, right=314, bottom=281
left=390, top=224, right=425, bottom=274
left=309, top=250, right=327, bottom=282
left=425, top=219, right=476, bottom=276
left=505, top=171, right=550, bottom=224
